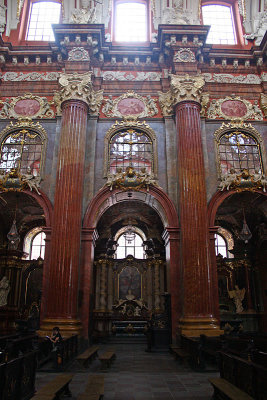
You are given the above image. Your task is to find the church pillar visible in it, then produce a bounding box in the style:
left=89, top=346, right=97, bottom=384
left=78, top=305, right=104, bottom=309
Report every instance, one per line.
left=171, top=74, right=222, bottom=336
left=162, top=227, right=180, bottom=339
left=154, top=260, right=161, bottom=313
left=39, top=73, right=95, bottom=336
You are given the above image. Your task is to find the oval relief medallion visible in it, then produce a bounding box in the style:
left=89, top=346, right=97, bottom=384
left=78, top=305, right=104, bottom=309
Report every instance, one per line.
left=14, top=99, right=41, bottom=116
left=221, top=100, right=247, bottom=118
left=117, top=98, right=145, bottom=116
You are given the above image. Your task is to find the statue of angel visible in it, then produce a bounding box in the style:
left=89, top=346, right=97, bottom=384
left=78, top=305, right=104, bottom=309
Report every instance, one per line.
left=228, top=285, right=245, bottom=313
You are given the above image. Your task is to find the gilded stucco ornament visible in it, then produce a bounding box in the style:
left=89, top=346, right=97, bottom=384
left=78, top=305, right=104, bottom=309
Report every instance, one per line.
left=218, top=168, right=267, bottom=192
left=0, top=167, right=41, bottom=194
left=170, top=74, right=205, bottom=104
left=53, top=72, right=103, bottom=115
left=104, top=166, right=160, bottom=192
left=0, top=93, right=54, bottom=119
left=260, top=93, right=267, bottom=117
left=207, top=95, right=263, bottom=121
left=102, top=91, right=158, bottom=118
left=173, top=48, right=196, bottom=63
left=68, top=47, right=90, bottom=61
left=158, top=74, right=205, bottom=116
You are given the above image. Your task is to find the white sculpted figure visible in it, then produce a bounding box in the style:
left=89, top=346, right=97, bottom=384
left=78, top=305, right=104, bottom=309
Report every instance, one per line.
left=21, top=167, right=41, bottom=195
left=0, top=276, right=10, bottom=307
left=102, top=95, right=114, bottom=116
left=260, top=175, right=267, bottom=192
left=218, top=168, right=238, bottom=191
left=228, top=285, right=246, bottom=314
left=106, top=167, right=124, bottom=190
left=146, top=95, right=158, bottom=116
left=70, top=0, right=96, bottom=24
left=134, top=306, right=141, bottom=317
left=139, top=168, right=159, bottom=191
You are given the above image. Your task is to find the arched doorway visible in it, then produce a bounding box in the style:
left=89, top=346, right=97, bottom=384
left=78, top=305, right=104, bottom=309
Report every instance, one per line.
left=81, top=186, right=179, bottom=340
left=0, top=189, right=52, bottom=332
left=208, top=190, right=267, bottom=332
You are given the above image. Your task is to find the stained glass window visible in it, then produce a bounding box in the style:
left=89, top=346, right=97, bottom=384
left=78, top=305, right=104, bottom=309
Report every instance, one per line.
left=0, top=129, right=44, bottom=175
left=218, top=131, right=262, bottom=175
left=27, top=1, right=61, bottom=41
left=202, top=4, right=236, bottom=45
left=109, top=129, right=153, bottom=174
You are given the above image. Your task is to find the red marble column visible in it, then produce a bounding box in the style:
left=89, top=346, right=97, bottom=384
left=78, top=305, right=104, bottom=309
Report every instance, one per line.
left=162, top=227, right=181, bottom=340
left=40, top=99, right=88, bottom=336
left=80, top=228, right=98, bottom=338
left=175, top=101, right=221, bottom=336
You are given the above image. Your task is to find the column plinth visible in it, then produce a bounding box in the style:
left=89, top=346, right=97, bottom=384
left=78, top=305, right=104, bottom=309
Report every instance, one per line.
left=39, top=98, right=88, bottom=337
left=175, top=99, right=222, bottom=337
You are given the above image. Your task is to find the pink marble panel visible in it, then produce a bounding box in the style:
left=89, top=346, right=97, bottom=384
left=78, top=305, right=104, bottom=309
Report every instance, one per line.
left=117, top=98, right=145, bottom=115
left=14, top=99, right=41, bottom=116
left=221, top=100, right=247, bottom=117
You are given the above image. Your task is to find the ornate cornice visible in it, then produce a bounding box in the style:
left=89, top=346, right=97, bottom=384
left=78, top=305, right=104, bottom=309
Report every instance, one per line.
left=53, top=72, right=103, bottom=115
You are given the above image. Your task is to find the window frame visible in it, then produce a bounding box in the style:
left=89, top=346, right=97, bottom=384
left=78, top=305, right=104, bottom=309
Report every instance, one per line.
left=20, top=0, right=62, bottom=44
left=0, top=122, right=47, bottom=177
left=115, top=226, right=146, bottom=259
left=103, top=123, right=158, bottom=179
left=201, top=0, right=244, bottom=47
left=23, top=227, right=46, bottom=260
left=112, top=0, right=150, bottom=44
left=215, top=233, right=228, bottom=258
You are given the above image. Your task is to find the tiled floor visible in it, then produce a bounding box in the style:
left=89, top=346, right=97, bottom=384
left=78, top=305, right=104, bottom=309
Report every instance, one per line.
left=35, top=343, right=218, bottom=399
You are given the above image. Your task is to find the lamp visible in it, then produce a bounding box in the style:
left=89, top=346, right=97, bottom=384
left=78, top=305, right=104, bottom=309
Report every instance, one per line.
left=239, top=211, right=252, bottom=243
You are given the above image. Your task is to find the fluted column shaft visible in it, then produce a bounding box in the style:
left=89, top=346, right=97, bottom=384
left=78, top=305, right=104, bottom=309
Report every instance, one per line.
left=175, top=101, right=221, bottom=335
left=41, top=99, right=88, bottom=334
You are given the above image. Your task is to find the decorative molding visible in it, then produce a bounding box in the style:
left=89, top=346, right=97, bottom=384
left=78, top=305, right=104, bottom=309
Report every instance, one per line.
left=173, top=48, right=196, bottom=63
left=0, top=168, right=41, bottom=194
left=102, top=91, right=158, bottom=118
left=170, top=74, right=205, bottom=104
left=158, top=74, right=205, bottom=114
left=207, top=96, right=263, bottom=121
left=0, top=93, right=54, bottom=119
left=214, top=122, right=263, bottom=144
left=68, top=47, right=90, bottom=61
left=101, top=71, right=163, bottom=81
left=260, top=93, right=267, bottom=117
left=53, top=72, right=103, bottom=115
left=218, top=169, right=267, bottom=193
left=103, top=120, right=158, bottom=178
left=203, top=73, right=261, bottom=85
left=0, top=72, right=60, bottom=81
left=104, top=166, right=160, bottom=192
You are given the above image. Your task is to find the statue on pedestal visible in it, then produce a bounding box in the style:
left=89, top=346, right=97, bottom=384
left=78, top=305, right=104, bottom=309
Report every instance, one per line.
left=228, top=285, right=246, bottom=314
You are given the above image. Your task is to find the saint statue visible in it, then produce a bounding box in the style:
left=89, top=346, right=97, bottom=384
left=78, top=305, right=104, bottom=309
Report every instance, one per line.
left=228, top=285, right=246, bottom=313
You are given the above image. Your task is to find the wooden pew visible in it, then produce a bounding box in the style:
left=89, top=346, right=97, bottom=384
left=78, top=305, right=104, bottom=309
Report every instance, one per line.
left=99, top=350, right=116, bottom=370
left=172, top=347, right=191, bottom=366
left=76, top=346, right=99, bottom=368
left=209, top=351, right=267, bottom=400
left=77, top=375, right=104, bottom=400
left=180, top=335, right=204, bottom=370
left=33, top=373, right=74, bottom=399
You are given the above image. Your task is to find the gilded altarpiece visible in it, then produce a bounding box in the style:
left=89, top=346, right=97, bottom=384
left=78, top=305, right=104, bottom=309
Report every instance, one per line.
left=93, top=255, right=165, bottom=337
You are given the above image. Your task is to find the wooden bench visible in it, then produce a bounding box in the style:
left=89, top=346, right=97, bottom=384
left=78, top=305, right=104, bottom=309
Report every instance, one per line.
left=209, top=377, right=253, bottom=400
left=172, top=348, right=190, bottom=365
left=77, top=375, right=104, bottom=400
left=33, top=373, right=74, bottom=399
left=76, top=346, right=99, bottom=368
left=99, top=350, right=116, bottom=370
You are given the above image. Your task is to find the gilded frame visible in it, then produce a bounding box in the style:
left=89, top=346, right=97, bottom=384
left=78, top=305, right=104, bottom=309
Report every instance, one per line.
left=103, top=120, right=158, bottom=178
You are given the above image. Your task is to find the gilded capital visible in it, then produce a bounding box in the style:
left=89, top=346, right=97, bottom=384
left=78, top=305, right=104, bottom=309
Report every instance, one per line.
left=54, top=72, right=103, bottom=115
left=170, top=74, right=205, bottom=105
left=158, top=74, right=205, bottom=116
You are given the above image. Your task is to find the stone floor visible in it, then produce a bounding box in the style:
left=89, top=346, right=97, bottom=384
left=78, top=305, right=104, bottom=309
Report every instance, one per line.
left=35, top=343, right=219, bottom=399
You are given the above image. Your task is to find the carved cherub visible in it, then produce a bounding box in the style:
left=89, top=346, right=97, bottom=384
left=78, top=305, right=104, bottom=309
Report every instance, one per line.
left=218, top=168, right=237, bottom=191
left=21, top=167, right=41, bottom=195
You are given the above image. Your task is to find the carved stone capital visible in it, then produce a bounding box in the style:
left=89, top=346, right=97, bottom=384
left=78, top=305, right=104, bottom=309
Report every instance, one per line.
left=158, top=74, right=205, bottom=116
left=54, top=72, right=103, bottom=115
left=170, top=74, right=205, bottom=105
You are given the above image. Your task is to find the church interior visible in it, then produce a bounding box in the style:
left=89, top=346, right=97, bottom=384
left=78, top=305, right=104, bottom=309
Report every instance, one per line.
left=0, top=0, right=266, bottom=399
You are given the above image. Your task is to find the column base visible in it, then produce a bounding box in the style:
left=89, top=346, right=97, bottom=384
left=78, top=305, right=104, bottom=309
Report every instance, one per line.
left=178, top=317, right=224, bottom=337
left=38, top=318, right=82, bottom=337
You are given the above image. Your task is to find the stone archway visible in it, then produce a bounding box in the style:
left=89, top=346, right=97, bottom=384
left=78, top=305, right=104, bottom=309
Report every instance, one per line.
left=81, top=186, right=180, bottom=339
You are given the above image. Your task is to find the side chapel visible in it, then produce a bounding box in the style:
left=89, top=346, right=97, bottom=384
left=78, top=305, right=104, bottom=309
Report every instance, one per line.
left=0, top=0, right=266, bottom=343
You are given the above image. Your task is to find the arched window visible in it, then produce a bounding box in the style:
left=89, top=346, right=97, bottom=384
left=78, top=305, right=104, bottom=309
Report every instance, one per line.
left=0, top=128, right=45, bottom=176
left=218, top=131, right=263, bottom=175
left=24, top=227, right=46, bottom=260
left=109, top=129, right=153, bottom=175
left=114, top=0, right=148, bottom=42
left=26, top=1, right=61, bottom=41
left=202, top=4, right=236, bottom=44
left=215, top=233, right=228, bottom=257
left=115, top=226, right=146, bottom=259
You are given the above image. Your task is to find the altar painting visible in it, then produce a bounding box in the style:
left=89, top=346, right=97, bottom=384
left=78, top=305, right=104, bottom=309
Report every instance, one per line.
left=119, top=266, right=141, bottom=300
